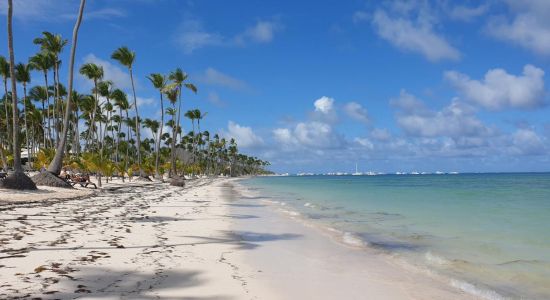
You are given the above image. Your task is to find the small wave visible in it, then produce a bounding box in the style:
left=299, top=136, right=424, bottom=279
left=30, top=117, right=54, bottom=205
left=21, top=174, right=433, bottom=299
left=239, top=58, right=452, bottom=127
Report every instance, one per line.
left=281, top=209, right=300, bottom=217
left=342, top=232, right=365, bottom=247
left=425, top=251, right=450, bottom=266
left=451, top=279, right=505, bottom=300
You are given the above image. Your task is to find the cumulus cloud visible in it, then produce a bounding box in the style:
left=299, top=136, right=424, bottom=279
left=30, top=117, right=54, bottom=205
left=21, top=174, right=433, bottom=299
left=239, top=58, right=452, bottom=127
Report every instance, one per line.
left=224, top=121, right=264, bottom=148
left=370, top=4, right=460, bottom=62
left=486, top=0, right=550, bottom=55
left=392, top=90, right=493, bottom=141
left=79, top=54, right=134, bottom=90
left=314, top=96, right=335, bottom=114
left=511, top=128, right=545, bottom=155
left=343, top=102, right=369, bottom=124
left=445, top=65, right=546, bottom=110
left=196, top=68, right=249, bottom=91
left=175, top=18, right=282, bottom=54
left=273, top=121, right=344, bottom=150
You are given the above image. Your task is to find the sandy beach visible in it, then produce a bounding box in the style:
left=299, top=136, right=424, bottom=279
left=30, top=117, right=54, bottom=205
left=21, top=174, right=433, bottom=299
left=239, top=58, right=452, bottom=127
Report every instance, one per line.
left=0, top=178, right=477, bottom=299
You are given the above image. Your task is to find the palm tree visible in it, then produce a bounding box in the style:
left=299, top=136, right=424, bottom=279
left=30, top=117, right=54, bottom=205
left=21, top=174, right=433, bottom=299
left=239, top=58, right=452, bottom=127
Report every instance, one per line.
left=29, top=86, right=49, bottom=147
left=33, top=32, right=68, bottom=143
left=111, top=89, right=129, bottom=163
left=0, top=56, right=11, bottom=145
left=0, top=0, right=37, bottom=189
left=143, top=118, right=160, bottom=163
left=147, top=73, right=167, bottom=178
left=167, top=68, right=197, bottom=179
left=15, top=63, right=31, bottom=167
left=29, top=52, right=54, bottom=146
left=79, top=62, right=103, bottom=148
left=165, top=88, right=178, bottom=177
left=111, top=46, right=145, bottom=177
left=44, top=0, right=86, bottom=180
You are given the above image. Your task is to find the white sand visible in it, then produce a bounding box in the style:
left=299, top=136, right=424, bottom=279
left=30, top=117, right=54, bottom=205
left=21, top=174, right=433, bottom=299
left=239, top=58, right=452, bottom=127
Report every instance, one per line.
left=0, top=178, right=479, bottom=299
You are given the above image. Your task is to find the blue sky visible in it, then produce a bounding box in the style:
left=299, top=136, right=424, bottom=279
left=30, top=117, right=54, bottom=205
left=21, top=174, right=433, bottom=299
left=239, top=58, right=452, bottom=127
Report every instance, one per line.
left=1, top=0, right=550, bottom=173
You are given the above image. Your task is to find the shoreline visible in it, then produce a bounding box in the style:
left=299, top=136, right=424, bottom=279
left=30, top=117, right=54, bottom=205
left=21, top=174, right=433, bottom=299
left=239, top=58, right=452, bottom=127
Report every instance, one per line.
left=0, top=177, right=483, bottom=299
left=227, top=179, right=479, bottom=300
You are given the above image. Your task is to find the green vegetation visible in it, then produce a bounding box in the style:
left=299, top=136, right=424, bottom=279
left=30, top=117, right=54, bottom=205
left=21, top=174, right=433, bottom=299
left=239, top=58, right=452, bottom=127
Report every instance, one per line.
left=0, top=0, right=270, bottom=190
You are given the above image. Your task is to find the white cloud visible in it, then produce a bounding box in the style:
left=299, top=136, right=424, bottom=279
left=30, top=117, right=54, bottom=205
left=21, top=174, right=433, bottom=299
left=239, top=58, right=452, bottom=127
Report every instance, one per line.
left=238, top=20, right=282, bottom=43
left=273, top=121, right=344, bottom=150
left=314, top=96, right=335, bottom=114
left=0, top=1, right=125, bottom=22
left=392, top=91, right=493, bottom=140
left=511, top=128, right=545, bottom=155
left=354, top=137, right=374, bottom=150
left=78, top=54, right=134, bottom=91
left=224, top=121, right=264, bottom=148
left=175, top=18, right=282, bottom=54
left=486, top=1, right=550, bottom=55
left=137, top=97, right=155, bottom=107
left=371, top=7, right=460, bottom=62
left=445, top=65, right=546, bottom=110
left=174, top=19, right=224, bottom=54
left=343, top=102, right=369, bottom=123
left=197, top=68, right=249, bottom=91
left=352, top=11, right=369, bottom=23
left=447, top=4, right=488, bottom=22
left=205, top=91, right=226, bottom=107
left=370, top=128, right=391, bottom=141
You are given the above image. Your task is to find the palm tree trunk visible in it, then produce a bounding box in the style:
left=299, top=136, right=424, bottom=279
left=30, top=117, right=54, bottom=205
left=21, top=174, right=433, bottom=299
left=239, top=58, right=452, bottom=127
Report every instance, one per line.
left=128, top=68, right=143, bottom=177
left=155, top=92, right=163, bottom=178
left=3, top=78, right=10, bottom=149
left=0, top=143, right=8, bottom=170
left=22, top=84, right=31, bottom=169
left=6, top=0, right=22, bottom=174
left=47, top=0, right=86, bottom=175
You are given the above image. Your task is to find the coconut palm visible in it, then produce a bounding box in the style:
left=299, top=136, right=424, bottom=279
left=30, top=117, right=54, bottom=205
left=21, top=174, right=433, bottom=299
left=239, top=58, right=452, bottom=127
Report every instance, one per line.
left=33, top=31, right=68, bottom=143
left=0, top=0, right=37, bottom=189
left=29, top=51, right=54, bottom=146
left=147, top=73, right=167, bottom=178
left=0, top=55, right=11, bottom=145
left=111, top=46, right=145, bottom=177
left=167, top=68, right=196, bottom=178
left=44, top=0, right=86, bottom=179
left=15, top=63, right=31, bottom=166
left=79, top=63, right=103, bottom=148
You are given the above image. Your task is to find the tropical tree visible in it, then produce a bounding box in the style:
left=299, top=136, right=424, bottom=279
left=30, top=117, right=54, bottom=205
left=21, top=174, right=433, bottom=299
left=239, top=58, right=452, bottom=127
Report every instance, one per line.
left=29, top=52, right=54, bottom=146
left=79, top=62, right=103, bottom=148
left=167, top=68, right=197, bottom=178
left=0, top=0, right=37, bottom=189
left=15, top=63, right=31, bottom=166
left=111, top=46, right=145, bottom=178
left=147, top=73, right=167, bottom=178
left=42, top=0, right=86, bottom=181
left=0, top=56, right=11, bottom=145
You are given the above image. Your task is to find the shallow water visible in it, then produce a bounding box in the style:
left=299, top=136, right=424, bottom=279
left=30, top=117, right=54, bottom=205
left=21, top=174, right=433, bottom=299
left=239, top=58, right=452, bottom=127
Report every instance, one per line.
left=243, top=173, right=550, bottom=299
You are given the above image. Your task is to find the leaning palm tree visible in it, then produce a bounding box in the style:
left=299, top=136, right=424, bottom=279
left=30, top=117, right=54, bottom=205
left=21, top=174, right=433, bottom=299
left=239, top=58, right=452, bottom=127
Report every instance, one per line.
left=32, top=0, right=86, bottom=187
left=0, top=0, right=37, bottom=189
left=79, top=62, right=103, bottom=148
left=111, top=46, right=146, bottom=178
left=147, top=73, right=167, bottom=178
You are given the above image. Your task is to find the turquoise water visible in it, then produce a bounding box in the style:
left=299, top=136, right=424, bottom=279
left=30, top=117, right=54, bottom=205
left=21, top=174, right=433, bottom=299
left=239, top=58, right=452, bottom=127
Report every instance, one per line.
left=243, top=174, right=550, bottom=299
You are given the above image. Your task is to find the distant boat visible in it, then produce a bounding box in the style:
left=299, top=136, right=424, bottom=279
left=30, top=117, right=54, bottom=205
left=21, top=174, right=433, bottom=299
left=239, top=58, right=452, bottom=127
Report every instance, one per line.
left=352, top=163, right=362, bottom=176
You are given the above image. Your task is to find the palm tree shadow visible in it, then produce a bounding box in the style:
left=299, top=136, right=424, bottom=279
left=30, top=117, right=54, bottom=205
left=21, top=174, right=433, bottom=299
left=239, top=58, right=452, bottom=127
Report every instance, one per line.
left=40, top=267, right=234, bottom=299
left=181, top=230, right=302, bottom=250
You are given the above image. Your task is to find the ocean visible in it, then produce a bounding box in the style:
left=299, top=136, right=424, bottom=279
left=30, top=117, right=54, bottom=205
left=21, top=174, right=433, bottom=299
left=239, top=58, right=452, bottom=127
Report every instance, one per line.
left=242, top=173, right=550, bottom=299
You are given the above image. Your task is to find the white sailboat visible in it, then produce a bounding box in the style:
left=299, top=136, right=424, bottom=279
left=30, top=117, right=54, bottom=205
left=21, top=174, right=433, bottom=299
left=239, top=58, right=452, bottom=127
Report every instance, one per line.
left=352, top=163, right=362, bottom=176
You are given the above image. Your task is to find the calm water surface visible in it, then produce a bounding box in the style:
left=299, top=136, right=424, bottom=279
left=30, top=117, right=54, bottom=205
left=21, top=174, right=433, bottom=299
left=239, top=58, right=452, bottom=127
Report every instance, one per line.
left=243, top=173, right=550, bottom=299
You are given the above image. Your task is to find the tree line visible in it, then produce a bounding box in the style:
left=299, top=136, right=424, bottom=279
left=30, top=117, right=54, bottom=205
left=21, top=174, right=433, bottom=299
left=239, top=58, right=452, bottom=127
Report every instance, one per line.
left=0, top=0, right=270, bottom=190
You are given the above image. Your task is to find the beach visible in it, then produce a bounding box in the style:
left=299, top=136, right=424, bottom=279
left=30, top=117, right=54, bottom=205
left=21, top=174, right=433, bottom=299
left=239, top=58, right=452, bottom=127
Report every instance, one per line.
left=0, top=177, right=481, bottom=299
